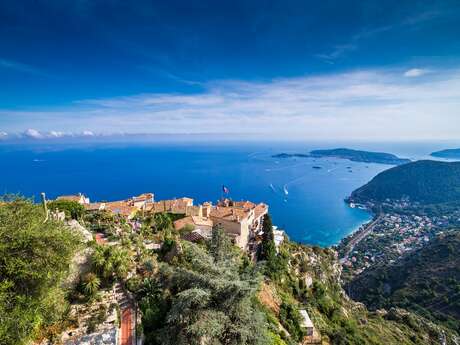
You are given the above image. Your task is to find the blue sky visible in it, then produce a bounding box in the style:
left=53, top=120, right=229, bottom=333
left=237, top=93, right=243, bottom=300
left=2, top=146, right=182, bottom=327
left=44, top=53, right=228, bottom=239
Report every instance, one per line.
left=1, top=0, right=460, bottom=140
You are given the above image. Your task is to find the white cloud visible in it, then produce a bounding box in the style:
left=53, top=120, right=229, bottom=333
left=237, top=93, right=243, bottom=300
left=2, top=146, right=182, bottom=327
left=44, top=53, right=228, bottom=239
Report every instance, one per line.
left=3, top=67, right=460, bottom=141
left=404, top=68, right=429, bottom=77
left=23, top=128, right=45, bottom=139
left=49, top=130, right=64, bottom=138
left=82, top=130, right=95, bottom=136
left=0, top=131, right=7, bottom=140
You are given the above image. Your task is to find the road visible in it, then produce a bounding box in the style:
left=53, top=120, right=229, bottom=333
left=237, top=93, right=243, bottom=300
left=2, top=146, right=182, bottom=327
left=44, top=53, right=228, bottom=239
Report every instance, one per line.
left=340, top=214, right=383, bottom=263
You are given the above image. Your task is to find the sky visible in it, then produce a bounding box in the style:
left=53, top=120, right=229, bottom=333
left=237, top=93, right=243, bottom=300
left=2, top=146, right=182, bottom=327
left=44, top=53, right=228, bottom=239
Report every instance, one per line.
left=1, top=0, right=460, bottom=141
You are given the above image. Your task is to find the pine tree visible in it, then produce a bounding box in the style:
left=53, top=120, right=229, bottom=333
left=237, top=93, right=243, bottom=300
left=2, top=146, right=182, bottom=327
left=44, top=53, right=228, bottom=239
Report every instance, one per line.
left=210, top=225, right=233, bottom=263
left=259, top=214, right=276, bottom=261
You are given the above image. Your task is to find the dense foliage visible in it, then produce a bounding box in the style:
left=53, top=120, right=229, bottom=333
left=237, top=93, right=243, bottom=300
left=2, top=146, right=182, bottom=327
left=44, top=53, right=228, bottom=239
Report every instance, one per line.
left=346, top=231, right=460, bottom=333
left=48, top=199, right=85, bottom=219
left=0, top=197, right=81, bottom=345
left=137, top=226, right=269, bottom=345
left=351, top=160, right=460, bottom=205
left=259, top=213, right=275, bottom=261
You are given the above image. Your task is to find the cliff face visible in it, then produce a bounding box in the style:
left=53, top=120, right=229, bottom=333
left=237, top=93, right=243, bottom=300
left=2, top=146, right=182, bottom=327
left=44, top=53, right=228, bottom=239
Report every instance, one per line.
left=259, top=240, right=459, bottom=345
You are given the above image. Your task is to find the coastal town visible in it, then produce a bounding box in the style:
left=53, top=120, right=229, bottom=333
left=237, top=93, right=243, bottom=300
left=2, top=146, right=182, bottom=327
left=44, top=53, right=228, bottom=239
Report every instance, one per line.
left=339, top=199, right=460, bottom=280
left=55, top=191, right=274, bottom=254
left=41, top=191, right=324, bottom=345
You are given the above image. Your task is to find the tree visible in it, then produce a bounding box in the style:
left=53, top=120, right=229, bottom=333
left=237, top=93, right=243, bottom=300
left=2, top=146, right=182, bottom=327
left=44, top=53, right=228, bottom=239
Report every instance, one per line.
left=154, top=213, right=173, bottom=233
left=0, top=196, right=81, bottom=345
left=140, top=241, right=269, bottom=345
left=91, top=245, right=132, bottom=282
left=259, top=214, right=276, bottom=261
left=210, top=225, right=233, bottom=263
left=48, top=199, right=85, bottom=220
left=82, top=273, right=101, bottom=296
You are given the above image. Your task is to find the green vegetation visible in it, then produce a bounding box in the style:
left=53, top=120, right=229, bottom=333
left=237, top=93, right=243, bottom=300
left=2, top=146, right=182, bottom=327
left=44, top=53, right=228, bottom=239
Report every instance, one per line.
left=91, top=244, right=132, bottom=282
left=310, top=148, right=411, bottom=165
left=351, top=160, right=460, bottom=205
left=1, top=195, right=458, bottom=344
left=48, top=199, right=85, bottom=220
left=262, top=240, right=458, bottom=344
left=0, top=196, right=81, bottom=345
left=431, top=148, right=460, bottom=159
left=273, top=148, right=411, bottom=165
left=259, top=213, right=275, bottom=261
left=135, top=226, right=269, bottom=345
left=346, top=231, right=460, bottom=333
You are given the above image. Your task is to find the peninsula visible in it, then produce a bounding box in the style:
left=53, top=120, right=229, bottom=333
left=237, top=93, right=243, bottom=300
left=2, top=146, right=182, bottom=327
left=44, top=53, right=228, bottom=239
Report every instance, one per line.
left=273, top=148, right=411, bottom=165
left=431, top=148, right=460, bottom=159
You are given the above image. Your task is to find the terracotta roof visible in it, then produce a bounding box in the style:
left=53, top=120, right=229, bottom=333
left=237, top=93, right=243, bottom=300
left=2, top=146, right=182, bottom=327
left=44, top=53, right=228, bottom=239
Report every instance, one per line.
left=85, top=202, right=105, bottom=211
left=209, top=206, right=250, bottom=222
left=181, top=230, right=209, bottom=243
left=233, top=200, right=256, bottom=210
left=105, top=201, right=137, bottom=217
left=56, top=195, right=82, bottom=202
left=254, top=203, right=268, bottom=219
left=174, top=216, right=213, bottom=230
left=132, top=193, right=154, bottom=202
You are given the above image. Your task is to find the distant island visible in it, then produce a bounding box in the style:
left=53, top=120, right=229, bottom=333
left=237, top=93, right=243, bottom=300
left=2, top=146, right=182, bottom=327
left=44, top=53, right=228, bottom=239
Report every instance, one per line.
left=273, top=148, right=411, bottom=165
left=431, top=148, right=460, bottom=159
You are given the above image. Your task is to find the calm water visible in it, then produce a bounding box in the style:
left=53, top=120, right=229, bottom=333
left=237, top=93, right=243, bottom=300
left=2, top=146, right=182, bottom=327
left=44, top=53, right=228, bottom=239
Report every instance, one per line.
left=0, top=140, right=455, bottom=246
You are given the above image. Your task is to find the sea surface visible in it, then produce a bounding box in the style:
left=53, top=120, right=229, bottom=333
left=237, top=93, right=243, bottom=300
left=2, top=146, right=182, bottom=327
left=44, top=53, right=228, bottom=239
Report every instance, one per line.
left=0, top=140, right=456, bottom=246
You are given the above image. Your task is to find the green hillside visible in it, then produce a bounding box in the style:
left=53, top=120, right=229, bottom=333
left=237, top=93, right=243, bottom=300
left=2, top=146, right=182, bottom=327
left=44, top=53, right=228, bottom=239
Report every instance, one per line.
left=346, top=231, right=460, bottom=333
left=310, top=148, right=411, bottom=165
left=350, top=160, right=460, bottom=205
left=431, top=148, right=460, bottom=159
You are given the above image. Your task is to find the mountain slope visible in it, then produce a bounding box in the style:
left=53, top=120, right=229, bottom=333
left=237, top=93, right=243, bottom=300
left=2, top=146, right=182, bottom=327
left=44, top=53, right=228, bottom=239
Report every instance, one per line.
left=346, top=231, right=460, bottom=333
left=350, top=160, right=460, bottom=205
left=431, top=148, right=460, bottom=159
left=310, top=148, right=411, bottom=165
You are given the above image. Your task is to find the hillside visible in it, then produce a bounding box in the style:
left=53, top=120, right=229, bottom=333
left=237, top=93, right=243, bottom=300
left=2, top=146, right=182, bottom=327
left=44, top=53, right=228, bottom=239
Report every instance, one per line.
left=431, top=148, right=460, bottom=159
left=309, top=148, right=411, bottom=165
left=272, top=148, right=410, bottom=165
left=345, top=231, right=460, bottom=333
left=350, top=160, right=460, bottom=205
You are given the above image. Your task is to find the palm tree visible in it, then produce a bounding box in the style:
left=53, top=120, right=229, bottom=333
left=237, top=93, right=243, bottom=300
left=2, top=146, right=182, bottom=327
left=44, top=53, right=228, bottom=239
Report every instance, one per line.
left=82, top=272, right=100, bottom=296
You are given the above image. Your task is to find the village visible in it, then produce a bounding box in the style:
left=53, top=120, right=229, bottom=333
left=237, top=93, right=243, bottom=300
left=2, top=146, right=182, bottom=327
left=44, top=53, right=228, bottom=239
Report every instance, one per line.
left=341, top=210, right=455, bottom=278
left=55, top=192, right=276, bottom=255
left=42, top=192, right=323, bottom=345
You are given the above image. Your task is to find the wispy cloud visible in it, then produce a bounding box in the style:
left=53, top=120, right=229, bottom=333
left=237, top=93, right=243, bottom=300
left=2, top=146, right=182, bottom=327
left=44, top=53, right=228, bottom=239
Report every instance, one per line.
left=0, top=58, right=48, bottom=77
left=404, top=68, right=430, bottom=77
left=1, top=67, right=460, bottom=141
left=316, top=10, right=443, bottom=62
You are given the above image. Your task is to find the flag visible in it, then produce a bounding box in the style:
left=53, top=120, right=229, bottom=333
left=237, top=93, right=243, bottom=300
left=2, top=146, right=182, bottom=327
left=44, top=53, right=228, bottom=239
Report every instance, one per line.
left=222, top=185, right=230, bottom=194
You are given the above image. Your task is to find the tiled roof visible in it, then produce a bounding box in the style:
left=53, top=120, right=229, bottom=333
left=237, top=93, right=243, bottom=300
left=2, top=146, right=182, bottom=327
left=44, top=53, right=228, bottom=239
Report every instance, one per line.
left=57, top=195, right=82, bottom=202
left=85, top=202, right=104, bottom=211
left=105, top=201, right=137, bottom=217
left=233, top=200, right=256, bottom=210
left=254, top=203, right=268, bottom=219
left=181, top=230, right=209, bottom=243
left=210, top=206, right=250, bottom=222
left=174, top=216, right=213, bottom=230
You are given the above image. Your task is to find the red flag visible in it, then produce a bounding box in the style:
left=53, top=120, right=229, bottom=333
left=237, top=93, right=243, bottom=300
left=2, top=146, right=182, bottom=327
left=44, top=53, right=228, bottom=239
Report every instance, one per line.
left=222, top=185, right=229, bottom=194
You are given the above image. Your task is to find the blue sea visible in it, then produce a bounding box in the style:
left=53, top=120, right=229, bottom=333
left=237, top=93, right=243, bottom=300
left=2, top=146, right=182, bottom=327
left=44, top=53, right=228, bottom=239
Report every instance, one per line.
left=0, top=140, right=455, bottom=246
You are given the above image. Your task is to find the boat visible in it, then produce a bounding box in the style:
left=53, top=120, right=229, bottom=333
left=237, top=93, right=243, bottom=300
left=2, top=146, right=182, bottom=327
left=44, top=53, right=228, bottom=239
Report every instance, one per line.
left=283, top=185, right=289, bottom=195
